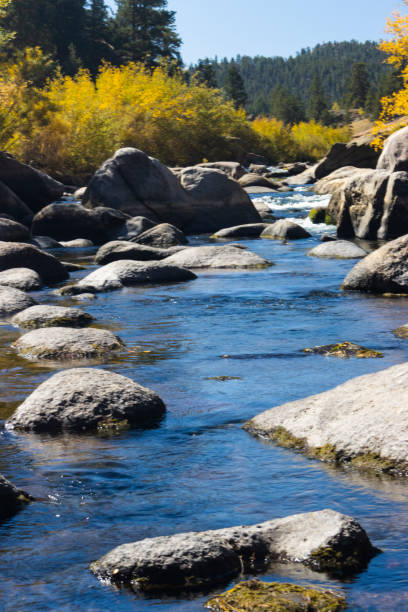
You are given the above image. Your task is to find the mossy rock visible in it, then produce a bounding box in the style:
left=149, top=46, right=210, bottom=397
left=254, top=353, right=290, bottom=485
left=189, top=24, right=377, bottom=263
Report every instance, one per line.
left=393, top=325, right=408, bottom=339
left=303, top=342, right=383, bottom=359
left=206, top=580, right=346, bottom=611
left=309, top=208, right=335, bottom=225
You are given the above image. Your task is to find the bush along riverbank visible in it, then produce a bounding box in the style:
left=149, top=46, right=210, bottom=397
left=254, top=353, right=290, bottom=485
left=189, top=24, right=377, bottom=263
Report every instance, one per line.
left=3, top=129, right=408, bottom=610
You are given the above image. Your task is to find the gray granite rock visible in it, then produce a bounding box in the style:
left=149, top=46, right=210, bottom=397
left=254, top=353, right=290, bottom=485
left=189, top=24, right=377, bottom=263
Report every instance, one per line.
left=308, top=241, right=367, bottom=259
left=132, top=223, right=188, bottom=248
left=211, top=223, right=271, bottom=239
left=60, top=239, right=94, bottom=248
left=162, top=245, right=271, bottom=268
left=0, top=218, right=30, bottom=242
left=95, top=241, right=184, bottom=265
left=0, top=474, right=33, bottom=520
left=261, top=220, right=311, bottom=240
left=12, top=305, right=94, bottom=329
left=0, top=268, right=43, bottom=291
left=0, top=242, right=68, bottom=282
left=0, top=285, right=36, bottom=317
left=6, top=368, right=165, bottom=433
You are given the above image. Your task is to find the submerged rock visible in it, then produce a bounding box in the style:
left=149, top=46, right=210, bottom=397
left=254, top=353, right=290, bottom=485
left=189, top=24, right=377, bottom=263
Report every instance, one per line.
left=162, top=245, right=271, bottom=268
left=0, top=241, right=68, bottom=283
left=261, top=220, right=311, bottom=240
left=0, top=285, right=36, bottom=317
left=90, top=509, right=376, bottom=592
left=245, top=361, right=408, bottom=475
left=0, top=268, right=43, bottom=291
left=308, top=241, right=367, bottom=259
left=13, top=327, right=123, bottom=361
left=12, top=305, right=94, bottom=329
left=60, top=260, right=196, bottom=294
left=0, top=474, right=33, bottom=520
left=6, top=368, right=165, bottom=433
left=342, top=234, right=408, bottom=293
left=303, top=342, right=383, bottom=358
left=211, top=223, right=270, bottom=239
left=206, top=580, right=347, bottom=612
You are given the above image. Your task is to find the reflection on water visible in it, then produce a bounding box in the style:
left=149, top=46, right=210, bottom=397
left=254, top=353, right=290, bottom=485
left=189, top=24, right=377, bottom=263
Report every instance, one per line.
left=1, top=189, right=408, bottom=610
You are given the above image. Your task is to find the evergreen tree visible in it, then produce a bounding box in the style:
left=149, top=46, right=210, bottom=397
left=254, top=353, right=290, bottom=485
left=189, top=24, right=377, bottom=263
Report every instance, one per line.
left=270, top=85, right=305, bottom=124
left=113, top=0, right=181, bottom=67
left=84, top=0, right=114, bottom=74
left=308, top=75, right=329, bottom=123
left=344, top=62, right=370, bottom=108
left=224, top=64, right=247, bottom=109
left=193, top=58, right=217, bottom=88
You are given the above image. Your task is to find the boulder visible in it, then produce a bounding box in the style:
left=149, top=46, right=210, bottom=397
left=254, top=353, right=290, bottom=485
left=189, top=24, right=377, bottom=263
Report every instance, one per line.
left=95, top=241, right=184, bottom=265
left=59, top=238, right=94, bottom=248
left=211, top=223, right=271, bottom=239
left=196, top=161, right=247, bottom=180
left=206, top=580, right=347, bottom=612
left=162, top=245, right=271, bottom=268
left=261, top=220, right=311, bottom=240
left=308, top=207, right=335, bottom=225
left=6, top=368, right=165, bottom=433
left=12, top=305, right=94, bottom=329
left=0, top=285, right=36, bottom=317
left=0, top=268, right=43, bottom=291
left=308, top=241, right=367, bottom=259
left=285, top=165, right=317, bottom=185
left=132, top=223, right=188, bottom=248
left=314, top=166, right=364, bottom=196
left=31, top=235, right=63, bottom=249
left=238, top=173, right=280, bottom=190
left=60, top=260, right=197, bottom=294
left=377, top=125, right=408, bottom=173
left=90, top=509, right=376, bottom=592
left=13, top=327, right=123, bottom=361
left=244, top=152, right=268, bottom=166
left=84, top=148, right=261, bottom=234
left=245, top=361, right=408, bottom=475
left=314, top=142, right=380, bottom=180
left=249, top=164, right=269, bottom=175
left=252, top=199, right=274, bottom=219
left=303, top=341, right=383, bottom=358
left=0, top=151, right=64, bottom=212
left=0, top=218, right=30, bottom=242
left=74, top=186, right=87, bottom=200
left=342, top=234, right=408, bottom=293
left=0, top=242, right=68, bottom=282
left=0, top=180, right=33, bottom=226
left=111, top=216, right=157, bottom=240
left=0, top=474, right=32, bottom=520
left=284, top=162, right=311, bottom=177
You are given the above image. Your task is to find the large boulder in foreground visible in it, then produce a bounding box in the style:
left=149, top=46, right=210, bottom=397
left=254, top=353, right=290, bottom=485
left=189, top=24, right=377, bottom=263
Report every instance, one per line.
left=6, top=368, right=165, bottom=433
left=162, top=245, right=271, bottom=268
left=0, top=268, right=43, bottom=291
left=0, top=474, right=32, bottom=520
left=13, top=327, right=123, bottom=361
left=207, top=580, right=347, bottom=612
left=12, top=305, right=93, bottom=329
left=84, top=148, right=261, bottom=234
left=0, top=242, right=68, bottom=282
left=0, top=286, right=36, bottom=317
left=245, top=361, right=408, bottom=476
left=90, top=509, right=376, bottom=592
left=0, top=151, right=64, bottom=212
left=377, top=125, right=408, bottom=173
left=61, top=260, right=196, bottom=294
left=342, top=234, right=408, bottom=293
left=314, top=141, right=380, bottom=180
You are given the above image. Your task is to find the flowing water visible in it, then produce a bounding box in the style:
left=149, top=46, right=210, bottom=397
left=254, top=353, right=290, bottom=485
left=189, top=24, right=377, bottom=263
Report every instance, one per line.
left=1, top=188, right=408, bottom=611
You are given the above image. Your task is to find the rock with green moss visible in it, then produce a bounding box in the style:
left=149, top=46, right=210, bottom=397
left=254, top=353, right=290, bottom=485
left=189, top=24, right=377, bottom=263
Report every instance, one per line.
left=206, top=580, right=346, bottom=611
left=90, top=509, right=376, bottom=592
left=245, top=362, right=408, bottom=476
left=12, top=305, right=94, bottom=329
left=6, top=367, right=165, bottom=433
left=308, top=207, right=335, bottom=226
left=303, top=341, right=383, bottom=359
left=393, top=324, right=408, bottom=339
left=0, top=474, right=33, bottom=520
left=308, top=241, right=367, bottom=259
left=13, top=327, right=123, bottom=361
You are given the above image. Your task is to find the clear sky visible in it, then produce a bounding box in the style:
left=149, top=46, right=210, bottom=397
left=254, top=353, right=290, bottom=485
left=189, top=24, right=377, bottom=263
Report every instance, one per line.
left=107, top=0, right=405, bottom=65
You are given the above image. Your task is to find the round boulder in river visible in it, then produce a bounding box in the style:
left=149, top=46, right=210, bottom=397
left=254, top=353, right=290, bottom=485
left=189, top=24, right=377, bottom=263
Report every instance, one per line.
left=12, top=305, right=94, bottom=329
left=211, top=223, right=271, bottom=239
left=13, top=327, right=123, bottom=361
left=0, top=241, right=68, bottom=282
left=308, top=241, right=367, bottom=259
left=95, top=241, right=184, bottom=265
left=261, top=220, right=311, bottom=240
left=162, top=245, right=271, bottom=268
left=0, top=268, right=43, bottom=291
left=0, top=218, right=30, bottom=243
left=0, top=285, right=37, bottom=317
left=132, top=223, right=188, bottom=248
left=6, top=368, right=166, bottom=433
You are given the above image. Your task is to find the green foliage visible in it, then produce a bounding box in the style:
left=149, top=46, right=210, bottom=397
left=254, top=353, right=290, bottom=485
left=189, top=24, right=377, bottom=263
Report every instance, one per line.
left=192, top=58, right=217, bottom=88
left=224, top=64, right=247, bottom=109
left=270, top=84, right=305, bottom=124
left=343, top=62, right=370, bottom=108
left=308, top=75, right=330, bottom=123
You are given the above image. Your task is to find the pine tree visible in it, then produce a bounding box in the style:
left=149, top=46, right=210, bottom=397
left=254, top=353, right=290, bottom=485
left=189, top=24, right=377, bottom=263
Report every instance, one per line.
left=224, top=64, right=247, bottom=109
left=270, top=85, right=305, bottom=124
left=113, top=0, right=181, bottom=67
left=193, top=58, right=217, bottom=88
left=308, top=75, right=329, bottom=123
left=84, top=0, right=114, bottom=74
left=344, top=62, right=370, bottom=108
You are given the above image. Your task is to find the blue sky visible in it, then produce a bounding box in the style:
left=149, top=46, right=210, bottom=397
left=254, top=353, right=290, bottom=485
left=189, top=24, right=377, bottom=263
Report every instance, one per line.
left=107, top=0, right=405, bottom=65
